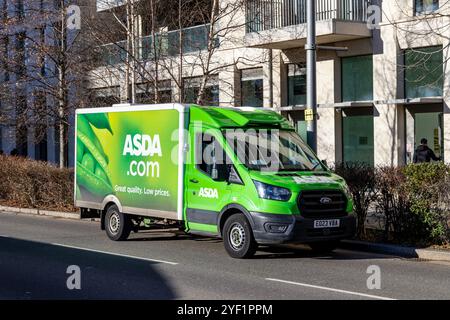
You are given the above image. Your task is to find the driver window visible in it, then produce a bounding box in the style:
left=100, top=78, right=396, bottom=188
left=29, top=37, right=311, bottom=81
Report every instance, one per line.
left=196, top=133, right=228, bottom=179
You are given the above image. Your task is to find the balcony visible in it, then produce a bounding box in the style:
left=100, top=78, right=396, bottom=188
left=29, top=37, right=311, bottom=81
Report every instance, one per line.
left=98, top=24, right=214, bottom=66
left=245, top=0, right=372, bottom=49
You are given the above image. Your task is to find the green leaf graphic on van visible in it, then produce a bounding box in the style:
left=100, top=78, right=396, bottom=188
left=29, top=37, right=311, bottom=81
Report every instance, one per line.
left=76, top=113, right=114, bottom=201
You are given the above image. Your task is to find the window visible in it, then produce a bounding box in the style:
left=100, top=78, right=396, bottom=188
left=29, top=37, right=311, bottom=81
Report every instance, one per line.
left=16, top=0, right=24, bottom=18
left=342, top=107, right=374, bottom=166
left=136, top=80, right=172, bottom=104
left=405, top=46, right=443, bottom=99
left=342, top=55, right=373, bottom=102
left=415, top=0, right=439, bottom=15
left=34, top=91, right=47, bottom=161
left=287, top=64, right=306, bottom=106
left=195, top=132, right=230, bottom=181
left=241, top=68, right=263, bottom=107
left=414, top=112, right=443, bottom=159
left=405, top=105, right=443, bottom=163
left=184, top=76, right=219, bottom=105
left=15, top=95, right=28, bottom=157
left=15, top=32, right=26, bottom=79
left=39, top=27, right=46, bottom=76
left=90, top=87, right=120, bottom=108
left=228, top=129, right=323, bottom=172
left=296, top=118, right=307, bottom=143
left=1, top=36, right=8, bottom=82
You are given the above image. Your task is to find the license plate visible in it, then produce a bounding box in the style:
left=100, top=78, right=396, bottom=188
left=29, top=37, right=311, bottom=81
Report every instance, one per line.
left=314, top=219, right=340, bottom=229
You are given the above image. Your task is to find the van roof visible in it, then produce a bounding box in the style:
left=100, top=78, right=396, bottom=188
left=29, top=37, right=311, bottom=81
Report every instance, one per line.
left=190, top=105, right=293, bottom=129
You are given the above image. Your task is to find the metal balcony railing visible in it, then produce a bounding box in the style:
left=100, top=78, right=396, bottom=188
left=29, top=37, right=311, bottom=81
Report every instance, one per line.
left=246, top=0, right=371, bottom=33
left=98, top=24, right=214, bottom=66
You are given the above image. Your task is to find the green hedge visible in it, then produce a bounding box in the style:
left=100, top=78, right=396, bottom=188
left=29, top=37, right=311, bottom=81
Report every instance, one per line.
left=334, top=162, right=450, bottom=246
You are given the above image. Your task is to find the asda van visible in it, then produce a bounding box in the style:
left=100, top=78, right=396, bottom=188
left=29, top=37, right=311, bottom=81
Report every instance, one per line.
left=75, top=103, right=356, bottom=258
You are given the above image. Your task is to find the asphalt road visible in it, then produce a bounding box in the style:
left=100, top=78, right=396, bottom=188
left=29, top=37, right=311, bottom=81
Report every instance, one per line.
left=0, top=211, right=449, bottom=300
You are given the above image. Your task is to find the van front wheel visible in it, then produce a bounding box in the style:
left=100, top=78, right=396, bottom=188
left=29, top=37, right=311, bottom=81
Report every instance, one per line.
left=105, top=205, right=131, bottom=241
left=223, top=214, right=257, bottom=259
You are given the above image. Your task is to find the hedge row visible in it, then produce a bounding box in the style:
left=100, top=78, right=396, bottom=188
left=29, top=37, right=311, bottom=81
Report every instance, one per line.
left=0, top=155, right=75, bottom=212
left=0, top=155, right=448, bottom=246
left=334, top=162, right=450, bottom=246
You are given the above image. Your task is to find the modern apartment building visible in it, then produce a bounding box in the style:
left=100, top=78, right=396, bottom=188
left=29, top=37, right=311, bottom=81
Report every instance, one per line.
left=0, top=0, right=86, bottom=166
left=2, top=0, right=449, bottom=167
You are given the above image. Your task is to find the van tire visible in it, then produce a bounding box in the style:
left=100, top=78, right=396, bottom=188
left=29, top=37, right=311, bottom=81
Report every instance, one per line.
left=223, top=213, right=257, bottom=259
left=105, top=205, right=131, bottom=241
left=309, top=240, right=340, bottom=253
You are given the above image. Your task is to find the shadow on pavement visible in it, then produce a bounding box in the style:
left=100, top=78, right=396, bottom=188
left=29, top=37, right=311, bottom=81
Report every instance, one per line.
left=0, top=236, right=176, bottom=299
left=253, top=244, right=393, bottom=260
left=125, top=230, right=392, bottom=261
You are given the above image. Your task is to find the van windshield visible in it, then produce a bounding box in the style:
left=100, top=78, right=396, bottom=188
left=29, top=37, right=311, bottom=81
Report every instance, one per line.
left=224, top=129, right=325, bottom=172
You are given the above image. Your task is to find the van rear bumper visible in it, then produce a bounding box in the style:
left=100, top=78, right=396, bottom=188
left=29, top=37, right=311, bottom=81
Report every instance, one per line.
left=249, top=212, right=356, bottom=245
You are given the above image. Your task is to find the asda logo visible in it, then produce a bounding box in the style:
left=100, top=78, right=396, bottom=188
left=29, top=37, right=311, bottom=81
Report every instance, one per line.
left=199, top=187, right=218, bottom=199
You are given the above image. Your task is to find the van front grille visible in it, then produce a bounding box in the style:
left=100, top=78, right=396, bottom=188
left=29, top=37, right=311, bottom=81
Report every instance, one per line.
left=297, top=190, right=348, bottom=218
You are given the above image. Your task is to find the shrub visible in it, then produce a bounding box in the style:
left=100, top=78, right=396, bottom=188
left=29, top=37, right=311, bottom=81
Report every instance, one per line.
left=334, top=162, right=377, bottom=238
left=374, top=166, right=414, bottom=243
left=0, top=155, right=75, bottom=212
left=402, top=162, right=450, bottom=245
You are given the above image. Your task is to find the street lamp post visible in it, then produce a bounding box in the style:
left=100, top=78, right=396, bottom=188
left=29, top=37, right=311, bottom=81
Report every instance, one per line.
left=306, top=0, right=317, bottom=152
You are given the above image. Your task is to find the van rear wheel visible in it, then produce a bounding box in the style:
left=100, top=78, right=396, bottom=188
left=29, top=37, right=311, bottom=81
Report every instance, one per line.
left=223, top=214, right=257, bottom=259
left=105, top=205, right=131, bottom=241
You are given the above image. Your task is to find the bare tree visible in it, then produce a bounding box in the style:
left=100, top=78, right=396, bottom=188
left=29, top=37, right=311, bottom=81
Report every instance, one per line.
left=0, top=0, right=98, bottom=167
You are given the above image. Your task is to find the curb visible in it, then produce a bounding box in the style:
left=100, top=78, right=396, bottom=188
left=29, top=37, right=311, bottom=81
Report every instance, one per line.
left=341, top=239, right=450, bottom=262
left=0, top=205, right=79, bottom=220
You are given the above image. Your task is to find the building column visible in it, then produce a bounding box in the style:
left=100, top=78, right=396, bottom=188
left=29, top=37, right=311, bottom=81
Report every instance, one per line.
left=316, top=57, right=339, bottom=164
left=373, top=104, right=400, bottom=166
left=219, top=66, right=240, bottom=107
left=262, top=49, right=282, bottom=109
left=373, top=24, right=401, bottom=166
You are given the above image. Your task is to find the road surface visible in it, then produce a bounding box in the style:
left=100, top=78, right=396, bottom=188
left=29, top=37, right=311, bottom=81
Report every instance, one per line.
left=0, top=211, right=449, bottom=300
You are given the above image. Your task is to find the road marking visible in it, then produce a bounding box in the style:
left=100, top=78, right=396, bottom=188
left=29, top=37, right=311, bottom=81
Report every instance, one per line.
left=51, top=242, right=179, bottom=265
left=0, top=235, right=178, bottom=265
left=266, top=278, right=396, bottom=300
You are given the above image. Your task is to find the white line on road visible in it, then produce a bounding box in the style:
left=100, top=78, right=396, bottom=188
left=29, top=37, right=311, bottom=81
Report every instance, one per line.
left=51, top=242, right=179, bottom=265
left=266, top=278, right=396, bottom=300
left=0, top=235, right=178, bottom=265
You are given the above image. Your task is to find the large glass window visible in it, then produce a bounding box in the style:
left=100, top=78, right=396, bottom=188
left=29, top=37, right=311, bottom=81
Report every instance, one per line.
left=89, top=87, right=120, bottom=108
left=183, top=76, right=219, bottom=105
left=136, top=80, right=172, bottom=104
left=415, top=112, right=443, bottom=158
left=342, top=55, right=373, bottom=102
left=342, top=107, right=374, bottom=166
left=288, top=64, right=306, bottom=106
left=241, top=68, right=263, bottom=107
left=406, top=105, right=444, bottom=162
left=415, top=0, right=439, bottom=15
left=405, top=46, right=443, bottom=99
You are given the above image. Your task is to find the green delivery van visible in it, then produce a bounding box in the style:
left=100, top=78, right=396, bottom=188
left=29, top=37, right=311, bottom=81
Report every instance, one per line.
left=75, top=103, right=356, bottom=258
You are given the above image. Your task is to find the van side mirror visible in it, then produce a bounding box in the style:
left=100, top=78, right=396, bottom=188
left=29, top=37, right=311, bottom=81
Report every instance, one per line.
left=211, top=168, right=219, bottom=180
left=321, top=159, right=328, bottom=167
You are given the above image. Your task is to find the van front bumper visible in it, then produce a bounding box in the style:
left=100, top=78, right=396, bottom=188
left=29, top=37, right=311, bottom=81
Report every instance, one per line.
left=249, top=212, right=356, bottom=245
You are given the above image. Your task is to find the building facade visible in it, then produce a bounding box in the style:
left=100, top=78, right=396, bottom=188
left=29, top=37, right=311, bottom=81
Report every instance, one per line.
left=2, top=0, right=449, bottom=167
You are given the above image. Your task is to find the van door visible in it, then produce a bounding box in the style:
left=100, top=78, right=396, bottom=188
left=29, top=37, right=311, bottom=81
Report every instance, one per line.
left=185, top=129, right=232, bottom=234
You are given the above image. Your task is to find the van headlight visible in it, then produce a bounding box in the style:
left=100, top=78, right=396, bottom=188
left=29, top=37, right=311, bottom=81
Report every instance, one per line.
left=253, top=180, right=291, bottom=201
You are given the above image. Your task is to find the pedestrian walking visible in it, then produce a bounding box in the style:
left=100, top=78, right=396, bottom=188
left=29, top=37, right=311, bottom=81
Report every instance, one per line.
left=413, top=138, right=441, bottom=163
